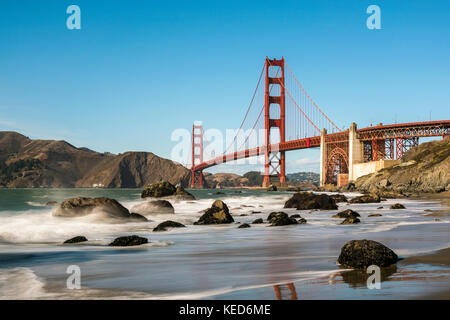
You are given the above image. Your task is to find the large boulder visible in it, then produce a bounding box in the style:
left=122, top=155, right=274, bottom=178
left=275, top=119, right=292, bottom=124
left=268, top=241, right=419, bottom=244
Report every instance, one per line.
left=53, top=197, right=131, bottom=219
left=194, top=200, right=234, bottom=225
left=332, top=209, right=360, bottom=219
left=141, top=181, right=177, bottom=198
left=267, top=212, right=298, bottom=226
left=153, top=220, right=186, bottom=232
left=174, top=186, right=196, bottom=200
left=129, top=213, right=148, bottom=222
left=337, top=239, right=398, bottom=269
left=130, top=200, right=174, bottom=215
left=348, top=194, right=381, bottom=204
left=238, top=223, right=251, bottom=229
left=63, top=236, right=88, bottom=244
left=330, top=194, right=348, bottom=203
left=252, top=218, right=264, bottom=224
left=390, top=203, right=406, bottom=209
left=108, top=235, right=148, bottom=246
left=284, top=192, right=338, bottom=210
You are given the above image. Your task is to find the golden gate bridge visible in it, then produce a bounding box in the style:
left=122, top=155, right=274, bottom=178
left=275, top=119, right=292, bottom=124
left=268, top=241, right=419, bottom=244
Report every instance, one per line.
left=190, top=57, right=450, bottom=188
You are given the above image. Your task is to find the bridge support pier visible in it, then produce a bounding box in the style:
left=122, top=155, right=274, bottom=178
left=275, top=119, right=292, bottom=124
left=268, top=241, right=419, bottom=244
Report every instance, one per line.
left=319, top=129, right=327, bottom=186
left=348, top=122, right=363, bottom=182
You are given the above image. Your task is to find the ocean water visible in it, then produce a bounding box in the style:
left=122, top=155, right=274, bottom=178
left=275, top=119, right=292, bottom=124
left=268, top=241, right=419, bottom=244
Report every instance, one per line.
left=0, top=188, right=449, bottom=299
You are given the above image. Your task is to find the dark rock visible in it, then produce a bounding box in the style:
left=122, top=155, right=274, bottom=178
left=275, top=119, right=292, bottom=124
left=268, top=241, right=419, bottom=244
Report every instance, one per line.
left=337, top=239, right=398, bottom=269
left=131, top=200, right=174, bottom=215
left=284, top=192, right=338, bottom=210
left=377, top=207, right=383, bottom=209
left=141, top=181, right=176, bottom=198
left=108, top=235, right=148, bottom=246
left=340, top=217, right=361, bottom=224
left=153, top=220, right=186, bottom=232
left=45, top=201, right=58, bottom=206
left=239, top=214, right=248, bottom=216
left=234, top=190, right=242, bottom=194
left=129, top=213, right=148, bottom=222
left=267, top=212, right=298, bottom=226
left=297, top=218, right=307, bottom=224
left=332, top=209, right=360, bottom=219
left=390, top=203, right=405, bottom=209
left=238, top=223, right=251, bottom=229
left=215, top=191, right=225, bottom=195
left=267, top=185, right=277, bottom=192
left=174, top=186, right=196, bottom=200
left=290, top=214, right=301, bottom=219
left=250, top=210, right=262, bottom=214
left=330, top=194, right=348, bottom=203
left=348, top=194, right=381, bottom=204
left=63, top=236, right=88, bottom=244
left=368, top=214, right=382, bottom=217
left=340, top=182, right=356, bottom=192
left=53, top=197, right=130, bottom=219
left=252, top=218, right=264, bottom=224
left=194, top=200, right=234, bottom=225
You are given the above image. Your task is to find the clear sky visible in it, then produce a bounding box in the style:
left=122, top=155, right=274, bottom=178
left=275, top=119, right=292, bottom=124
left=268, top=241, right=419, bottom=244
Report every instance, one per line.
left=1, top=0, right=449, bottom=174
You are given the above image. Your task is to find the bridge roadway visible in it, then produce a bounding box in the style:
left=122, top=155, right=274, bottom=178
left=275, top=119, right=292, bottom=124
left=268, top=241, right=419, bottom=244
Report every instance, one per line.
left=192, top=120, right=450, bottom=172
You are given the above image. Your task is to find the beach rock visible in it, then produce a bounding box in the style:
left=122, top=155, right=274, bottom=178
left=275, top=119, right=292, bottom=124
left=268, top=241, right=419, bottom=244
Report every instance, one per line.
left=290, top=214, right=301, bottom=219
left=174, top=186, right=196, bottom=200
left=337, top=239, right=399, bottom=269
left=330, top=194, right=348, bottom=203
left=238, top=223, right=251, bottom=229
left=251, top=210, right=262, bottom=214
left=297, top=218, right=307, bottom=224
left=368, top=214, right=383, bottom=217
left=130, top=200, right=174, bottom=215
left=267, top=212, right=298, bottom=226
left=267, top=185, right=277, bottom=192
left=153, top=220, right=186, bottom=232
left=53, top=197, right=130, bottom=219
left=108, top=235, right=148, bottom=246
left=141, top=181, right=176, bottom=198
left=390, top=203, right=406, bottom=209
left=284, top=192, right=338, bottom=210
left=377, top=207, right=383, bottom=209
left=252, top=218, right=264, bottom=224
left=332, top=209, right=360, bottom=219
left=63, top=236, right=88, bottom=244
left=129, top=213, right=148, bottom=222
left=340, top=217, right=361, bottom=224
left=194, top=200, right=234, bottom=225
left=45, top=201, right=58, bottom=206
left=348, top=194, right=381, bottom=204
left=215, top=191, right=225, bottom=195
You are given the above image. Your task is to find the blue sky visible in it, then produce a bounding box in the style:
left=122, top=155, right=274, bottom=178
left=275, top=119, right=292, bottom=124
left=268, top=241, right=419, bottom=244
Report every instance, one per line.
left=1, top=0, right=449, bottom=174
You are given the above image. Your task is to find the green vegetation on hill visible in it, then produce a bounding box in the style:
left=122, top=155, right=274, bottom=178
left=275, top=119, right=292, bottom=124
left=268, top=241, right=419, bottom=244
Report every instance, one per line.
left=0, top=159, right=42, bottom=183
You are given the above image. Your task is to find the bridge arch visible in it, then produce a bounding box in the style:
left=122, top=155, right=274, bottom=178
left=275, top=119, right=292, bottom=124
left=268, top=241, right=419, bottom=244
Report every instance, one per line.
left=324, top=147, right=349, bottom=185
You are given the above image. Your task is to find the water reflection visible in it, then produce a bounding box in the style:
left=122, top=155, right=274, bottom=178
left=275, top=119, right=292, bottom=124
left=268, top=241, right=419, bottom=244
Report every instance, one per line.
left=273, top=283, right=298, bottom=300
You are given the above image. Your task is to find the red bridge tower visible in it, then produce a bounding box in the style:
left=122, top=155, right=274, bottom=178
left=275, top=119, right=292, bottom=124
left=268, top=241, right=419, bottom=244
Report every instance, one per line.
left=263, top=57, right=286, bottom=187
left=191, top=124, right=204, bottom=188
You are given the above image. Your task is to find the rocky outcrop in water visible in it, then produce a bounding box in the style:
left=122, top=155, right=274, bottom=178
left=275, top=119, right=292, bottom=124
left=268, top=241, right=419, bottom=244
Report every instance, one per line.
left=340, top=217, right=360, bottom=224
left=332, top=209, right=360, bottom=219
left=108, top=235, right=148, bottom=246
left=141, top=181, right=195, bottom=200
left=238, top=223, right=251, bottom=229
left=284, top=192, right=338, bottom=210
left=390, top=203, right=406, bottom=209
left=252, top=218, right=263, bottom=224
left=330, top=194, right=348, bottom=203
left=131, top=200, right=174, bottom=215
left=267, top=212, right=299, bottom=226
left=194, top=200, right=234, bottom=225
left=63, top=236, right=88, bottom=244
left=348, top=194, right=381, bottom=204
left=153, top=221, right=186, bottom=232
left=337, top=239, right=398, bottom=269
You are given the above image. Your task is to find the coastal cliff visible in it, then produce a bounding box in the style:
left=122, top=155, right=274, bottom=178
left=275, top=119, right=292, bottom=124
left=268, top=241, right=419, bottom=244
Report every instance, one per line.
left=0, top=131, right=190, bottom=188
left=354, top=137, right=450, bottom=193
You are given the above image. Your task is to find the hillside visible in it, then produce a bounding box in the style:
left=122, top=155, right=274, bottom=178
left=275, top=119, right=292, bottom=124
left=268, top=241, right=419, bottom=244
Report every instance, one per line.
left=355, top=137, right=450, bottom=193
left=0, top=131, right=190, bottom=188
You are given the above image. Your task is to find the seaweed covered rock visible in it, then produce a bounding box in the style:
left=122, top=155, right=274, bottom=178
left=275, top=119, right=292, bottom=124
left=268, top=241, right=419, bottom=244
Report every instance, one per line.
left=267, top=212, right=298, bottom=226
left=332, top=209, right=360, bottom=219
left=108, top=235, right=148, bottom=246
left=194, top=200, right=234, bottom=225
left=390, top=203, right=406, bottom=209
left=337, top=239, right=398, bottom=269
left=284, top=192, right=338, bottom=210
left=141, top=181, right=177, bottom=198
left=174, top=186, right=196, bottom=200
left=330, top=194, right=348, bottom=203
